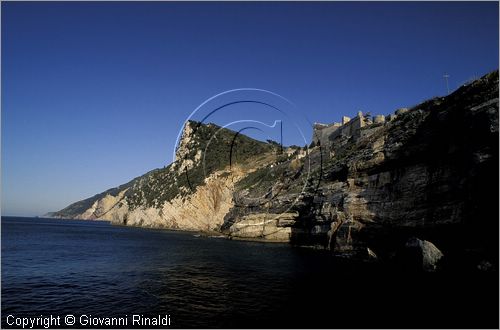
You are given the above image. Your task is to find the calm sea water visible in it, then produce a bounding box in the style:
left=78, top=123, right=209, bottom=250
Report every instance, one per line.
left=2, top=217, right=497, bottom=328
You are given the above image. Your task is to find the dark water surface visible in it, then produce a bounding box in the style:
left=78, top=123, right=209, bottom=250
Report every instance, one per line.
left=2, top=217, right=497, bottom=328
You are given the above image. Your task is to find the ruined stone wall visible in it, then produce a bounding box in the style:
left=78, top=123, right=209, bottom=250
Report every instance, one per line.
left=329, top=112, right=366, bottom=142
left=312, top=123, right=341, bottom=146
left=313, top=109, right=411, bottom=149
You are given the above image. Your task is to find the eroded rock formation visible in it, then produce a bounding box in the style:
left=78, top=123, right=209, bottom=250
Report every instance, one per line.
left=49, top=71, right=499, bottom=267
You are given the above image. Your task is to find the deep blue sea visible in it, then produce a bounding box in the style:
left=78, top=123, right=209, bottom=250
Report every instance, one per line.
left=1, top=217, right=497, bottom=328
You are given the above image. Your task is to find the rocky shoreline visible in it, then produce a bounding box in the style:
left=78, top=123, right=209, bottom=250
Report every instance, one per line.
left=49, top=71, right=499, bottom=272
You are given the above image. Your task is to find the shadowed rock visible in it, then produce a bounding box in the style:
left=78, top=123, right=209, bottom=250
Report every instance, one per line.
left=402, top=237, right=444, bottom=272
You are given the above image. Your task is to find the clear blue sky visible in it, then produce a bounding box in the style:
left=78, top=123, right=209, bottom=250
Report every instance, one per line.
left=2, top=1, right=498, bottom=216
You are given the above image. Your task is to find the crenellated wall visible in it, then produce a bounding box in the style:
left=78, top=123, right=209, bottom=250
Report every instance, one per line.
left=311, top=108, right=416, bottom=148
left=312, top=111, right=369, bottom=147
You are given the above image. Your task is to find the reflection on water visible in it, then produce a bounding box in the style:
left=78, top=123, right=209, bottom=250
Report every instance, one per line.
left=2, top=217, right=497, bottom=328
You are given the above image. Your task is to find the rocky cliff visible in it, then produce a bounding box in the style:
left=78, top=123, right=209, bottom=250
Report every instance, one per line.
left=49, top=120, right=277, bottom=231
left=50, top=71, right=499, bottom=268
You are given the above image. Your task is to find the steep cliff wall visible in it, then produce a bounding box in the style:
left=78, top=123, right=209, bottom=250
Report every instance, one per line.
left=221, top=71, right=498, bottom=268
left=49, top=120, right=279, bottom=231
left=50, top=71, right=498, bottom=267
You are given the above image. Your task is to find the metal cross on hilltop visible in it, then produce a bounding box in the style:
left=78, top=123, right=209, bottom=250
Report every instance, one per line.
left=443, top=74, right=450, bottom=94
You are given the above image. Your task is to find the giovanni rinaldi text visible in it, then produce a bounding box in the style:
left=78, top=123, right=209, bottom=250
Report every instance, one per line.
left=5, top=314, right=172, bottom=328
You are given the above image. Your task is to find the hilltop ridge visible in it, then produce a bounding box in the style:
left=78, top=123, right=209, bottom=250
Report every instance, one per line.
left=50, top=71, right=499, bottom=269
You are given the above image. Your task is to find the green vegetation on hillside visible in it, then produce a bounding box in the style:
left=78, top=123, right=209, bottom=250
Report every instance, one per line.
left=53, top=121, right=278, bottom=217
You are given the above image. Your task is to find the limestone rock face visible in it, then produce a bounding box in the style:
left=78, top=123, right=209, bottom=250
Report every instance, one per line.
left=227, top=212, right=296, bottom=241
left=49, top=71, right=498, bottom=266
left=223, top=70, right=499, bottom=265
left=174, top=120, right=203, bottom=174
left=49, top=120, right=275, bottom=233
